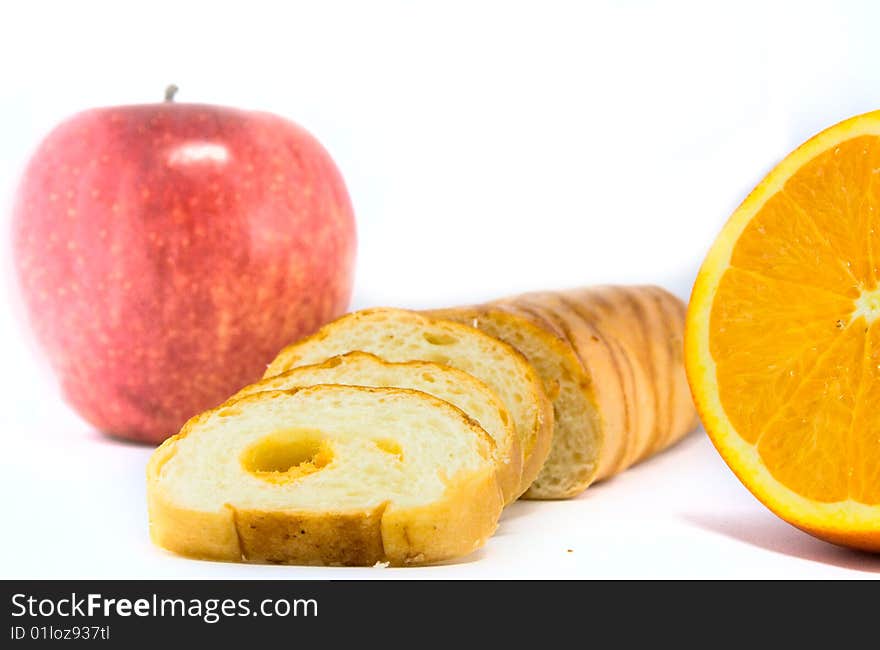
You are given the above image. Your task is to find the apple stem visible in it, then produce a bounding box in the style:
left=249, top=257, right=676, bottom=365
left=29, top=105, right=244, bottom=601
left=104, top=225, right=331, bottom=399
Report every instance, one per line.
left=164, top=85, right=179, bottom=102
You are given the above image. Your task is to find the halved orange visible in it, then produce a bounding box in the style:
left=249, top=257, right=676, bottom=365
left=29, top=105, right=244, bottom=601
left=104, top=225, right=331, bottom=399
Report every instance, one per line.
left=686, top=111, right=880, bottom=551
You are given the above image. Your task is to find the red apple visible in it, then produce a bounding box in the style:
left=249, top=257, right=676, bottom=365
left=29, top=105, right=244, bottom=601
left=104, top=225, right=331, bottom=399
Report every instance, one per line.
left=12, top=87, right=356, bottom=443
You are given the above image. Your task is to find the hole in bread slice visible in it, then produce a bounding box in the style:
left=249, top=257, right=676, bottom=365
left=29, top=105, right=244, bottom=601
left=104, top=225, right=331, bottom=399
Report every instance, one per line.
left=374, top=438, right=404, bottom=461
left=423, top=332, right=459, bottom=346
left=240, top=429, right=333, bottom=483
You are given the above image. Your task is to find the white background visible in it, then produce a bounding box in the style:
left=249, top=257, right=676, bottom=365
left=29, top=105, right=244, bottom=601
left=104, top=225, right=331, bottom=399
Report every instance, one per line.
left=2, top=0, right=879, bottom=578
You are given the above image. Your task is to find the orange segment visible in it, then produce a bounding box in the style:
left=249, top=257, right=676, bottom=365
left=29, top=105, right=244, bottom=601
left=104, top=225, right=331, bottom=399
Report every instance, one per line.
left=710, top=268, right=853, bottom=444
left=686, top=110, right=880, bottom=552
left=730, top=192, right=860, bottom=296
left=783, top=136, right=878, bottom=285
left=755, top=324, right=864, bottom=503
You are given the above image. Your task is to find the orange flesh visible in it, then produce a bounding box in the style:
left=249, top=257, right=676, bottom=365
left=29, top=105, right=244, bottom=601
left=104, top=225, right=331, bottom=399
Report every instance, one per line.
left=711, top=135, right=880, bottom=504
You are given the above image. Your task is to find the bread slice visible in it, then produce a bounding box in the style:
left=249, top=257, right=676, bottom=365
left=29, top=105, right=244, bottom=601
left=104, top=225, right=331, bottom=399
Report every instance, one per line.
left=264, top=308, right=553, bottom=498
left=230, top=351, right=522, bottom=504
left=426, top=306, right=602, bottom=499
left=147, top=386, right=503, bottom=566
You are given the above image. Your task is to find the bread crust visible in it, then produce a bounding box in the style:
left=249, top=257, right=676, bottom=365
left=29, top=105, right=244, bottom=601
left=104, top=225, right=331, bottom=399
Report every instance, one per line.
left=264, top=308, right=553, bottom=500
left=228, top=351, right=522, bottom=505
left=147, top=387, right=503, bottom=566
left=648, top=286, right=700, bottom=450
left=555, top=288, right=656, bottom=471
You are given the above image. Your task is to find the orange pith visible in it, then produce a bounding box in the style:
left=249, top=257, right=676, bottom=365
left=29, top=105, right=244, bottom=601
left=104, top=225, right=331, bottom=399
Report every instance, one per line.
left=687, top=112, right=880, bottom=551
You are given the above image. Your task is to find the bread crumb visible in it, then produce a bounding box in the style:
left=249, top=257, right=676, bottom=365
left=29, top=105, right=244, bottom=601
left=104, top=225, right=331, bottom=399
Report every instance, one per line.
left=372, top=561, right=390, bottom=568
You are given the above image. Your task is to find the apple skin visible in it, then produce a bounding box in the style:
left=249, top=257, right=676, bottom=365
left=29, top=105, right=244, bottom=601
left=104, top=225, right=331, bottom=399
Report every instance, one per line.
left=12, top=101, right=356, bottom=443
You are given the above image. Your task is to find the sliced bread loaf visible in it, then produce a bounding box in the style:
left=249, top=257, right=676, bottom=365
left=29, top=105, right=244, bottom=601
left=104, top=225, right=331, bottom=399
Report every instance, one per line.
left=263, top=308, right=553, bottom=498
left=230, top=351, right=522, bottom=504
left=147, top=386, right=503, bottom=566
